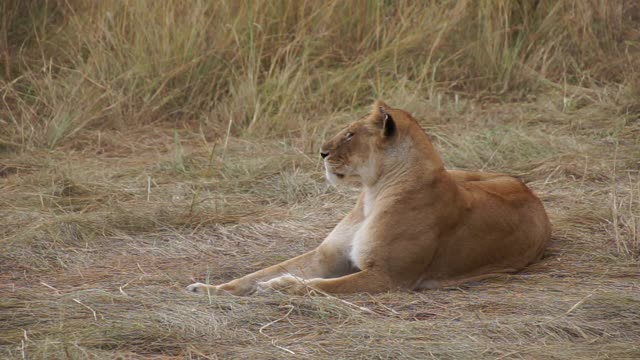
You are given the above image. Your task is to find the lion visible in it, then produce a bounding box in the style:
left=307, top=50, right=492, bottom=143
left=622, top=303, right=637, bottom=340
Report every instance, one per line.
left=187, top=101, right=551, bottom=295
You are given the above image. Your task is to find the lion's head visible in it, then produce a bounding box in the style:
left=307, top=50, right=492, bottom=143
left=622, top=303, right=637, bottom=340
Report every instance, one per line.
left=320, top=101, right=436, bottom=186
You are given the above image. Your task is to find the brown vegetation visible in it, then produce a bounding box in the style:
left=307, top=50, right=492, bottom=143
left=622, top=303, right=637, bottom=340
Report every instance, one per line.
left=1, top=0, right=639, bottom=358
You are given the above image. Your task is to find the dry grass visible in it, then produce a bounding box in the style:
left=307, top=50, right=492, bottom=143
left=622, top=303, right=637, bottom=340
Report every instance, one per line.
left=2, top=0, right=640, bottom=359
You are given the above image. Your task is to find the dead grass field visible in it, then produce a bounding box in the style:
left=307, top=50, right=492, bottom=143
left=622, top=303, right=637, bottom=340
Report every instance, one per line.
left=1, top=1, right=640, bottom=359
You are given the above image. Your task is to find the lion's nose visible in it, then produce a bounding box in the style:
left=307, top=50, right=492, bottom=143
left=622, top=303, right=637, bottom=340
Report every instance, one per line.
left=320, top=151, right=329, bottom=159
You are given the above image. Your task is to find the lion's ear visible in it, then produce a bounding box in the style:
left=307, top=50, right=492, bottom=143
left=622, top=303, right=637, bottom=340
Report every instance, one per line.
left=380, top=107, right=395, bottom=137
left=371, top=101, right=395, bottom=137
left=371, top=100, right=389, bottom=112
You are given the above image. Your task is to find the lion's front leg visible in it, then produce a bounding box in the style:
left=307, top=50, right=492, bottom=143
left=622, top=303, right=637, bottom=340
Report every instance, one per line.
left=187, top=248, right=346, bottom=296
left=304, top=269, right=395, bottom=294
left=188, top=207, right=362, bottom=296
left=186, top=279, right=256, bottom=296
left=255, top=274, right=311, bottom=295
left=255, top=269, right=398, bottom=295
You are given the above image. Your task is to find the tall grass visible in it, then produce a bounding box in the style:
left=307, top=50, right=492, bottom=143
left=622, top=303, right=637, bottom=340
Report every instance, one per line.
left=1, top=0, right=638, bottom=150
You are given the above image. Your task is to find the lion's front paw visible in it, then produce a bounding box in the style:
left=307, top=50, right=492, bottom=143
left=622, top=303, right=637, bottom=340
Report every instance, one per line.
left=187, top=280, right=257, bottom=296
left=186, top=282, right=224, bottom=295
left=256, top=274, right=311, bottom=295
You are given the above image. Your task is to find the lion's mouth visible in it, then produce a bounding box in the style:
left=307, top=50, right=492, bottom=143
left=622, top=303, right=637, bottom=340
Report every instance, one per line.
left=325, top=163, right=347, bottom=181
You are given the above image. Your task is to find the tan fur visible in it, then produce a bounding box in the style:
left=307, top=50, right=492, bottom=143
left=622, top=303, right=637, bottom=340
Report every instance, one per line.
left=187, top=101, right=552, bottom=295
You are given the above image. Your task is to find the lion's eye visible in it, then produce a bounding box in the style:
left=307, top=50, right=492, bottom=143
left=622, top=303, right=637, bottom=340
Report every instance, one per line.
left=345, top=132, right=354, bottom=140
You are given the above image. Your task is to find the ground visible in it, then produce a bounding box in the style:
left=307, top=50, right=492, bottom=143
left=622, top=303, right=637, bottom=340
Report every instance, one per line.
left=2, top=94, right=639, bottom=359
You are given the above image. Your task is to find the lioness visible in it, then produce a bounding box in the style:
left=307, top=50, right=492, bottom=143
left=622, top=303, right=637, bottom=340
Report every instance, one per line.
left=187, top=101, right=551, bottom=295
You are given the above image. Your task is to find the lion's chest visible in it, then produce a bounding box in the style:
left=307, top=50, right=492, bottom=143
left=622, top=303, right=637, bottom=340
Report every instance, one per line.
left=348, top=223, right=368, bottom=270
left=348, top=191, right=378, bottom=269
left=350, top=210, right=378, bottom=270
left=363, top=189, right=376, bottom=217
